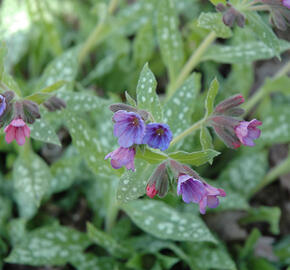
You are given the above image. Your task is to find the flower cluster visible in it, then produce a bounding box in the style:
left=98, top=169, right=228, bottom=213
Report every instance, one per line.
left=0, top=91, right=66, bottom=146
left=216, top=3, right=245, bottom=28
left=209, top=94, right=262, bottom=148
left=105, top=106, right=172, bottom=171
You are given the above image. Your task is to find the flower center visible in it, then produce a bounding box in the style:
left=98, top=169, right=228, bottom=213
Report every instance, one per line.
left=155, top=128, right=164, bottom=136
left=132, top=117, right=139, bottom=126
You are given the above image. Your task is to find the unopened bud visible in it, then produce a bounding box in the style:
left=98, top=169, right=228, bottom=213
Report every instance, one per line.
left=170, top=160, right=200, bottom=180
left=215, top=94, right=244, bottom=114
left=109, top=103, right=137, bottom=113
left=216, top=3, right=226, bottom=12
left=43, top=96, right=66, bottom=112
left=236, top=12, right=245, bottom=28
left=223, top=8, right=237, bottom=27
left=22, top=100, right=41, bottom=124
left=2, top=91, right=15, bottom=103
left=146, top=162, right=168, bottom=198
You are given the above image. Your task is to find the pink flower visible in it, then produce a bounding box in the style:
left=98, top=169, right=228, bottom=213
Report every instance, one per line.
left=4, top=118, right=30, bottom=146
left=199, top=183, right=226, bottom=215
left=234, top=119, right=262, bottom=146
left=282, top=0, right=290, bottom=8
left=146, top=182, right=158, bottom=198
left=105, top=147, right=136, bottom=171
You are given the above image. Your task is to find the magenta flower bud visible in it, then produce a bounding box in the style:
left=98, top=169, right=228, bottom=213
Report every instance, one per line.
left=113, top=110, right=145, bottom=148
left=142, top=123, right=172, bottom=151
left=234, top=119, right=262, bottom=146
left=22, top=100, right=41, bottom=124
left=105, top=147, right=136, bottom=171
left=215, top=94, right=245, bottom=114
left=177, top=174, right=206, bottom=204
left=4, top=118, right=30, bottom=146
left=282, top=0, right=290, bottom=8
left=146, top=183, right=157, bottom=198
left=146, top=162, right=168, bottom=198
left=199, top=182, right=226, bottom=215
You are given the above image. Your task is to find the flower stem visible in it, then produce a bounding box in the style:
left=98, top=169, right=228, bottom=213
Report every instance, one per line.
left=170, top=118, right=205, bottom=147
left=166, top=31, right=216, bottom=101
left=250, top=154, right=290, bottom=197
left=243, top=62, right=290, bottom=114
left=78, top=0, right=118, bottom=64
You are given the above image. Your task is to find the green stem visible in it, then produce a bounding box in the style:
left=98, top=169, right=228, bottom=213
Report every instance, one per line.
left=250, top=155, right=290, bottom=197
left=243, top=62, right=290, bottom=114
left=105, top=183, right=119, bottom=233
left=78, top=0, right=118, bottom=64
left=166, top=32, right=216, bottom=101
left=170, top=118, right=205, bottom=147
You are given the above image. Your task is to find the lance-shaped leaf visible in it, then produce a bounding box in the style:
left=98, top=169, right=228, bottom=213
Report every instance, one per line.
left=135, top=148, right=168, bottom=164
left=122, top=199, right=216, bottom=243
left=205, top=78, right=219, bottom=117
left=117, top=160, right=156, bottom=202
left=136, top=63, right=163, bottom=122
left=157, top=0, right=184, bottom=81
left=169, top=149, right=220, bottom=166
left=13, top=150, right=51, bottom=218
left=198, top=12, right=232, bottom=38
left=5, top=225, right=91, bottom=266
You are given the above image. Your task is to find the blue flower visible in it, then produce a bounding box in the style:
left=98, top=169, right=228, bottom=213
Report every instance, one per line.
left=143, top=123, right=172, bottom=151
left=113, top=110, right=145, bottom=148
left=0, top=95, right=6, bottom=116
left=105, top=147, right=136, bottom=171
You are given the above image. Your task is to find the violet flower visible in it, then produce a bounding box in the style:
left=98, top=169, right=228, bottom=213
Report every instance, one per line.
left=282, top=0, right=290, bottom=8
left=4, top=118, right=30, bottom=146
left=199, top=182, right=226, bottom=215
left=105, top=146, right=136, bottom=171
left=0, top=95, right=6, bottom=116
left=113, top=110, right=145, bottom=148
left=234, top=119, right=262, bottom=146
left=143, top=123, right=172, bottom=151
left=177, top=174, right=206, bottom=204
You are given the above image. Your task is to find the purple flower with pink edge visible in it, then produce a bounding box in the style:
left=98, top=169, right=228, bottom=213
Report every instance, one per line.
left=105, top=147, right=136, bottom=171
left=234, top=119, right=262, bottom=147
left=199, top=182, right=226, bottom=215
left=142, top=123, right=172, bottom=151
left=4, top=118, right=30, bottom=146
left=177, top=174, right=206, bottom=204
left=0, top=95, right=6, bottom=116
left=113, top=110, right=145, bottom=148
left=282, top=0, right=290, bottom=8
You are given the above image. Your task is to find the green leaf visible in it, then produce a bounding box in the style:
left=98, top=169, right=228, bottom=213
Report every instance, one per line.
left=38, top=47, right=79, bottom=89
left=133, top=21, right=155, bottom=67
left=246, top=12, right=280, bottom=56
left=5, top=225, right=91, bottom=266
left=122, top=199, right=216, bottom=243
left=117, top=160, right=156, bottom=202
left=187, top=241, right=237, bottom=270
left=200, top=127, right=213, bottom=150
left=50, top=156, right=81, bottom=194
left=218, top=150, right=268, bottom=198
left=63, top=111, right=111, bottom=175
left=263, top=76, right=290, bottom=95
left=69, top=253, right=115, bottom=270
left=259, top=106, right=290, bottom=145
left=202, top=40, right=290, bottom=63
left=13, top=150, right=51, bottom=218
left=136, top=63, right=163, bottom=122
left=164, top=74, right=201, bottom=138
left=209, top=0, right=227, bottom=4
left=205, top=78, right=219, bottom=117
left=274, top=236, right=290, bottom=265
left=87, top=223, right=130, bottom=259
left=135, top=148, right=168, bottom=164
left=198, top=12, right=232, bottom=38
left=30, top=118, right=61, bottom=146
left=240, top=206, right=281, bottom=235
left=239, top=228, right=261, bottom=259
left=169, top=149, right=220, bottom=166
left=125, top=91, right=137, bottom=107
left=25, top=80, right=66, bottom=104
left=156, top=0, right=184, bottom=81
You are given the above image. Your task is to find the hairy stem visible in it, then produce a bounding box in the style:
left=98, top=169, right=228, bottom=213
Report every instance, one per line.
left=243, top=62, right=290, bottom=113
left=166, top=32, right=216, bottom=101
left=170, top=118, right=205, bottom=147
left=78, top=0, right=118, bottom=63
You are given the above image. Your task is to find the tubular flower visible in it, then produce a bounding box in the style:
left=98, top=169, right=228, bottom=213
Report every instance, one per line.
left=142, top=123, right=172, bottom=151
left=105, top=147, right=136, bottom=171
left=113, top=110, right=145, bottom=148
left=234, top=119, right=262, bottom=146
left=4, top=118, right=30, bottom=146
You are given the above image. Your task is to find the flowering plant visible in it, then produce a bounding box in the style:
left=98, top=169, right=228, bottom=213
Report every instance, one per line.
left=0, top=0, right=289, bottom=269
